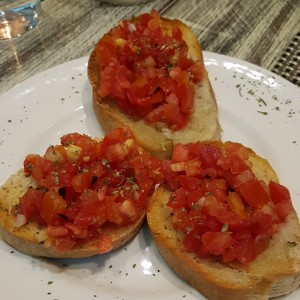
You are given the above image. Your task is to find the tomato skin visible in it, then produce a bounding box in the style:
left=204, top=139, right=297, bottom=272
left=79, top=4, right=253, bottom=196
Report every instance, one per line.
left=185, top=158, right=202, bottom=177
left=40, top=190, right=67, bottom=225
left=71, top=173, right=93, bottom=193
left=95, top=34, right=117, bottom=68
left=74, top=190, right=107, bottom=228
left=177, top=175, right=200, bottom=191
left=252, top=209, right=274, bottom=234
left=172, top=26, right=183, bottom=41
left=73, top=211, right=93, bottom=228
left=226, top=192, right=246, bottom=218
left=182, top=232, right=200, bottom=253
left=230, top=155, right=249, bottom=174
left=175, top=84, right=194, bottom=113
left=202, top=232, right=236, bottom=256
left=168, top=188, right=187, bottom=210
left=24, top=154, right=45, bottom=182
left=269, top=181, right=291, bottom=204
left=188, top=61, right=203, bottom=82
left=275, top=200, right=292, bottom=222
left=239, top=179, right=271, bottom=208
left=18, top=188, right=44, bottom=223
left=234, top=238, right=257, bottom=265
left=104, top=196, right=124, bottom=225
left=172, top=144, right=189, bottom=162
left=190, top=143, right=221, bottom=168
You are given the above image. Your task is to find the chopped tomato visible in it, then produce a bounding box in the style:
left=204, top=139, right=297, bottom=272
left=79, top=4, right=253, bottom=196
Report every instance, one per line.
left=18, top=188, right=44, bottom=223
left=104, top=196, right=124, bottom=225
left=177, top=175, right=200, bottom=191
left=166, top=140, right=293, bottom=265
left=95, top=10, right=203, bottom=131
left=44, top=145, right=66, bottom=164
left=234, top=238, right=257, bottom=265
left=239, top=179, right=270, bottom=208
left=230, top=155, right=249, bottom=174
left=23, top=154, right=45, bottom=182
left=185, top=158, right=202, bottom=176
left=71, top=172, right=93, bottom=193
left=269, top=181, right=291, bottom=204
left=168, top=188, right=187, bottom=210
left=202, top=232, right=236, bottom=256
left=172, top=144, right=190, bottom=162
left=190, top=143, right=221, bottom=168
left=226, top=192, right=246, bottom=218
left=275, top=200, right=292, bottom=222
left=40, top=190, right=67, bottom=225
left=17, top=127, right=161, bottom=253
left=107, top=143, right=127, bottom=162
left=172, top=26, right=182, bottom=41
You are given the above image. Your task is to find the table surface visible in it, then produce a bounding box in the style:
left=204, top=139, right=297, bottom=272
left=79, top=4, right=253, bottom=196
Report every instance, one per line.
left=0, top=0, right=299, bottom=96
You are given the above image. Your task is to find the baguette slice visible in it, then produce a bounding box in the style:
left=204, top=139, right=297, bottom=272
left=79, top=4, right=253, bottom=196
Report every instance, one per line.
left=88, top=15, right=221, bottom=159
left=147, top=144, right=300, bottom=299
left=0, top=170, right=145, bottom=258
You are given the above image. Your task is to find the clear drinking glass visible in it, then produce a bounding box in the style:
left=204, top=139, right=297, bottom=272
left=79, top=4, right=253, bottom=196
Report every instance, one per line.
left=0, top=0, right=41, bottom=40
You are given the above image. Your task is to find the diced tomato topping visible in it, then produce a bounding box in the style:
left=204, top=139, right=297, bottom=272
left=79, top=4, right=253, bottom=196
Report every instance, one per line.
left=275, top=200, right=292, bottom=222
left=234, top=238, right=257, bottom=265
left=71, top=173, right=93, bottom=193
left=172, top=26, right=183, bottom=41
left=269, top=181, right=291, bottom=204
left=24, top=154, right=45, bottom=182
left=226, top=192, right=246, bottom=218
left=239, top=179, right=270, bottom=208
left=40, top=190, right=67, bottom=225
left=107, top=143, right=127, bottom=162
left=172, top=144, right=190, bottom=162
left=18, top=130, right=293, bottom=263
left=104, top=197, right=124, bottom=225
left=166, top=141, right=293, bottom=265
left=95, top=10, right=203, bottom=131
left=17, top=127, right=163, bottom=253
left=190, top=143, right=221, bottom=168
left=18, top=188, right=44, bottom=223
left=202, top=232, right=236, bottom=256
left=185, top=158, right=202, bottom=177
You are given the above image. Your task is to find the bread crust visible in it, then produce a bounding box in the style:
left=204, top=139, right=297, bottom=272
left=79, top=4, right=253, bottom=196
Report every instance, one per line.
left=88, top=16, right=221, bottom=159
left=147, top=145, right=300, bottom=299
left=0, top=170, right=145, bottom=258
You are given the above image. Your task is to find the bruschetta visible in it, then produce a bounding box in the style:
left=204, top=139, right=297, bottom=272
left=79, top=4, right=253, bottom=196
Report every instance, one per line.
left=147, top=141, right=300, bottom=299
left=88, top=10, right=221, bottom=159
left=0, top=127, right=161, bottom=258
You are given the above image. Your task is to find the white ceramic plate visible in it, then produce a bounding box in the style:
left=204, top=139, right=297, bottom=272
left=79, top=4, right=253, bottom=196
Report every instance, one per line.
left=0, top=52, right=299, bottom=300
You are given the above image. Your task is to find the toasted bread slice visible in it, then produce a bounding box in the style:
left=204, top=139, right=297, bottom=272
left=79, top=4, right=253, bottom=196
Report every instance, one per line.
left=147, top=144, right=300, bottom=299
left=88, top=16, right=221, bottom=159
left=0, top=170, right=145, bottom=258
